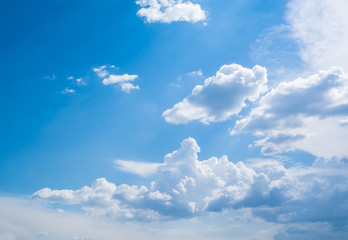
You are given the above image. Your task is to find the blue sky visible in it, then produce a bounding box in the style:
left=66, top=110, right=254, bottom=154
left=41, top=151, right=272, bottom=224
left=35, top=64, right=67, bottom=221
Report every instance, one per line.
left=1, top=0, right=348, bottom=239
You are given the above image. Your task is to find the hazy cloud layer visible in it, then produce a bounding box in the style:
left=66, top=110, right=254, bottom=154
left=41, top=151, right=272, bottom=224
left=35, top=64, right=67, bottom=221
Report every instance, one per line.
left=287, top=0, right=348, bottom=72
left=32, top=138, right=348, bottom=232
left=163, top=64, right=268, bottom=124
left=114, top=160, right=164, bottom=177
left=136, top=0, right=206, bottom=23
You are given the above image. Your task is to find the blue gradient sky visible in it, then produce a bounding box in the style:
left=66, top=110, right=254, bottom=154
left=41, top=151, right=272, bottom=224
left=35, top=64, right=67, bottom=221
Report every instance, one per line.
left=1, top=1, right=348, bottom=240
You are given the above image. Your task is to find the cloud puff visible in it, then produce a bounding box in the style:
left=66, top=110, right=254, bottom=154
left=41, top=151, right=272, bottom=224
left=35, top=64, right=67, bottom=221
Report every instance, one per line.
left=93, top=65, right=139, bottom=93
left=32, top=138, right=348, bottom=232
left=163, top=64, right=268, bottom=124
left=136, top=0, right=206, bottom=24
left=232, top=67, right=348, bottom=157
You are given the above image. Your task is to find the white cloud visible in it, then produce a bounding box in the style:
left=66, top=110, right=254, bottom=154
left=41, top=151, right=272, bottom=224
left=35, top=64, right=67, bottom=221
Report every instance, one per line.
left=32, top=138, right=348, bottom=233
left=93, top=65, right=139, bottom=93
left=114, top=159, right=164, bottom=177
left=136, top=0, right=206, bottom=24
left=103, top=74, right=138, bottom=85
left=61, top=87, right=75, bottom=94
left=120, top=82, right=140, bottom=93
left=163, top=64, right=268, bottom=124
left=188, top=69, right=203, bottom=76
left=286, top=0, right=348, bottom=72
left=232, top=67, right=348, bottom=157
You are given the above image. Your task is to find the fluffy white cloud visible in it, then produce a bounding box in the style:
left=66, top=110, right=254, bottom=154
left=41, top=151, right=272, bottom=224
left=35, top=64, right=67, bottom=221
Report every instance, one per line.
left=32, top=138, right=348, bottom=232
left=136, top=0, right=206, bottom=24
left=163, top=64, right=268, bottom=124
left=286, top=0, right=348, bottom=72
left=232, top=68, right=348, bottom=157
left=93, top=65, right=139, bottom=93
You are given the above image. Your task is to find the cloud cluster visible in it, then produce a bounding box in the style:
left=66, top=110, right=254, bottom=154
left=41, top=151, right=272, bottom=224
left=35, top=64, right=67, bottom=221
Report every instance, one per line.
left=232, top=67, right=348, bottom=157
left=32, top=138, right=348, bottom=231
left=136, top=0, right=206, bottom=23
left=93, top=65, right=139, bottom=93
left=163, top=64, right=268, bottom=124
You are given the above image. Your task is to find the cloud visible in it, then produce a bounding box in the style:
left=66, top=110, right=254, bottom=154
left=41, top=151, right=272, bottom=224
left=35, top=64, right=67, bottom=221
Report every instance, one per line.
left=93, top=65, right=139, bottom=93
left=232, top=67, right=348, bottom=157
left=188, top=69, right=203, bottom=76
left=286, top=0, right=348, bottom=72
left=61, top=87, right=75, bottom=94
left=0, top=195, right=285, bottom=240
left=114, top=159, right=164, bottom=177
left=163, top=64, right=268, bottom=124
left=44, top=75, right=57, bottom=80
left=32, top=138, right=348, bottom=234
left=136, top=0, right=206, bottom=24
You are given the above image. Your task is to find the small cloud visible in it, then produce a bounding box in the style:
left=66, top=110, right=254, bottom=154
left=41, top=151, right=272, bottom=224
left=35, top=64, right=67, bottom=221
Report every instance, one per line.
left=76, top=78, right=87, bottom=86
left=93, top=65, right=140, bottom=93
left=136, top=0, right=207, bottom=24
left=61, top=88, right=75, bottom=94
left=67, top=76, right=74, bottom=80
left=102, top=74, right=138, bottom=85
left=120, top=82, right=139, bottom=93
left=44, top=75, right=57, bottom=80
left=188, top=69, right=203, bottom=76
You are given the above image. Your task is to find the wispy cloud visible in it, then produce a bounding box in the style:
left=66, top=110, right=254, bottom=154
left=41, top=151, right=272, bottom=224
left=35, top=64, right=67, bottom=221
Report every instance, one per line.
left=61, top=87, right=75, bottom=94
left=114, top=159, right=163, bottom=177
left=188, top=69, right=203, bottom=77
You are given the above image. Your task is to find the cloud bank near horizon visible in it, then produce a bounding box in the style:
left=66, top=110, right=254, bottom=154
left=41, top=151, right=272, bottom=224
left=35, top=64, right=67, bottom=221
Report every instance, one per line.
left=32, top=137, right=348, bottom=235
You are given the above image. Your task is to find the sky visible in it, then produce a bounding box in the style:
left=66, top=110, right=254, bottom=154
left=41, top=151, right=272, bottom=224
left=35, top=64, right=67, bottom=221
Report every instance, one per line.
left=1, top=0, right=348, bottom=239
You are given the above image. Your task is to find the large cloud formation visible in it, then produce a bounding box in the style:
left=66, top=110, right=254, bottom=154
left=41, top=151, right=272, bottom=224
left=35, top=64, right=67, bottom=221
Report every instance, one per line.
left=163, top=64, right=268, bottom=124
left=136, top=0, right=206, bottom=24
left=232, top=67, right=348, bottom=157
left=32, top=138, right=348, bottom=233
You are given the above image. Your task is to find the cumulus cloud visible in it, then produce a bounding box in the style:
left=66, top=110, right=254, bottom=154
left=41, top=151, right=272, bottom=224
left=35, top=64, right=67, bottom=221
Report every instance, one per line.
left=136, top=0, right=206, bottom=24
left=93, top=65, right=139, bottom=93
left=32, top=138, right=348, bottom=232
left=232, top=67, right=348, bottom=157
left=163, top=64, right=268, bottom=124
